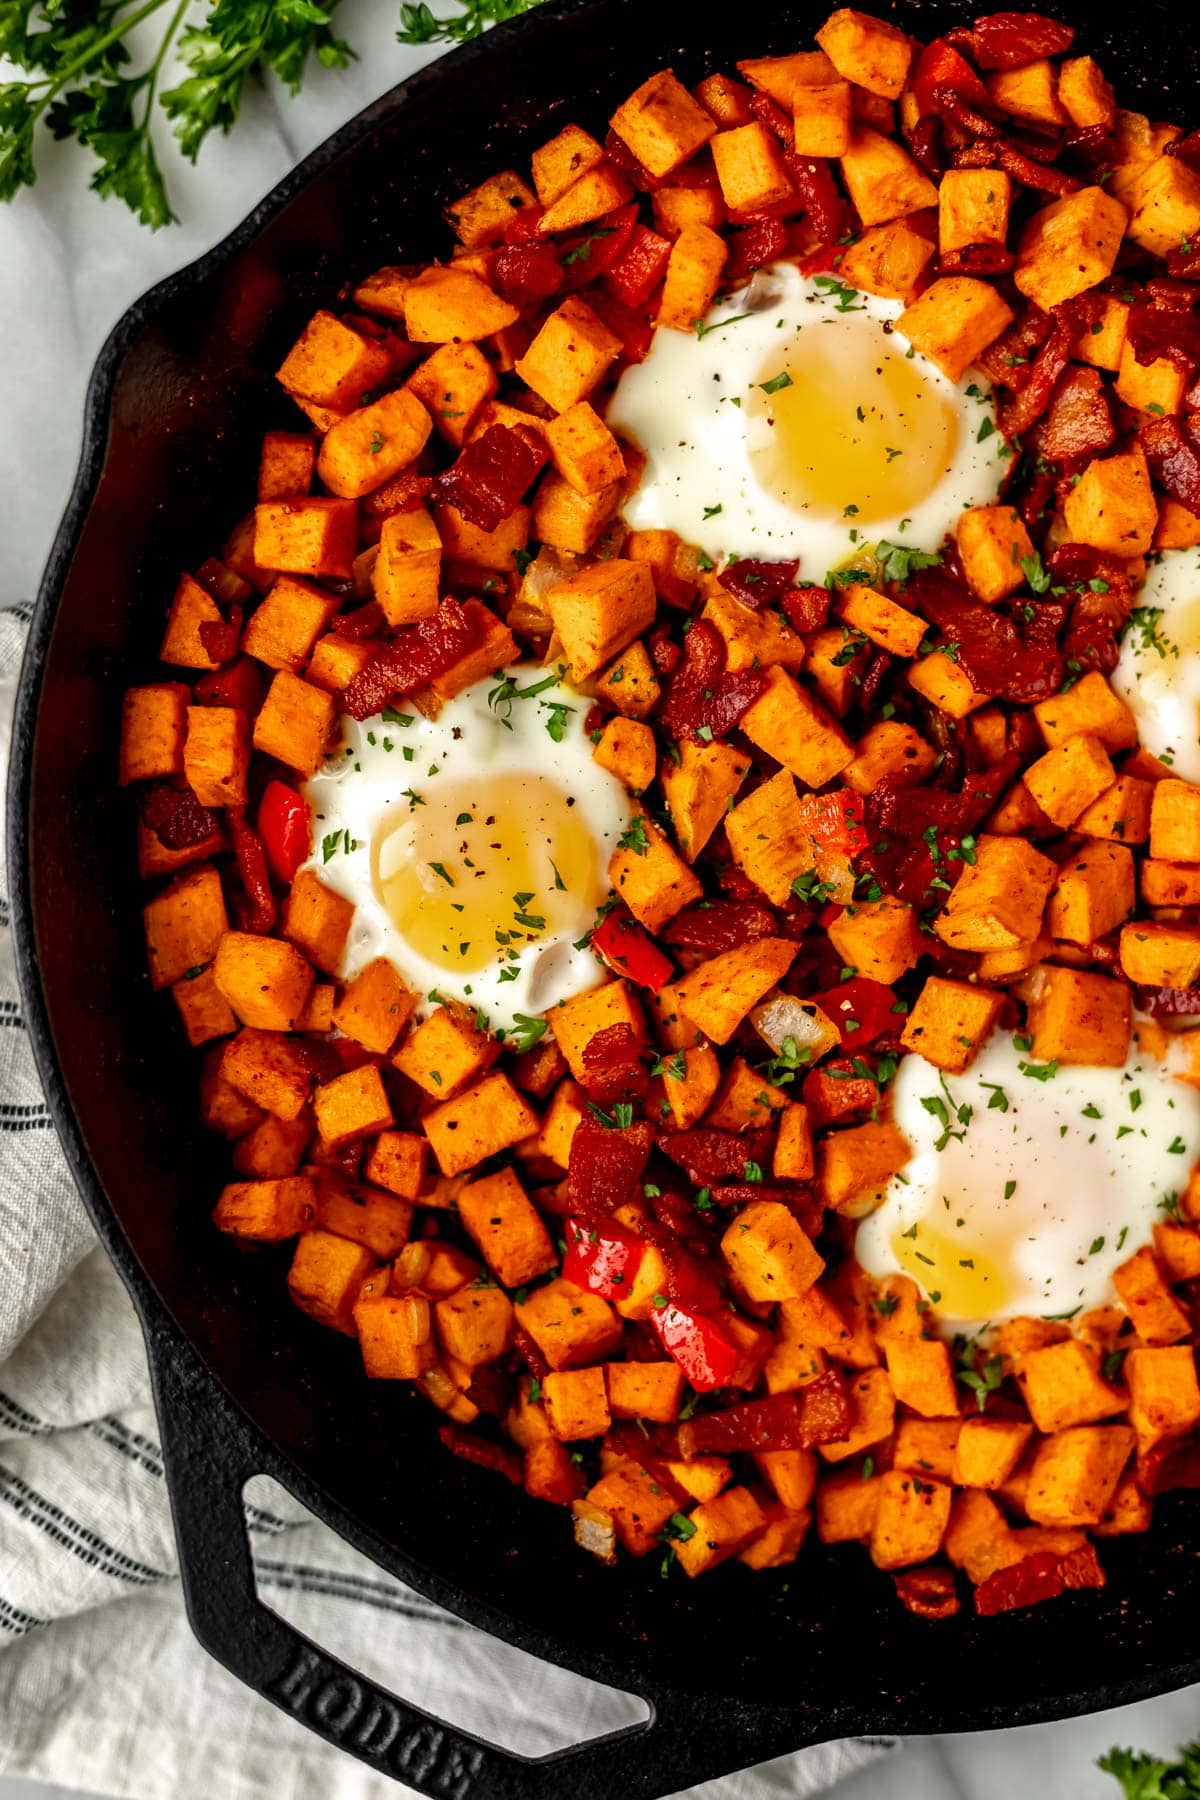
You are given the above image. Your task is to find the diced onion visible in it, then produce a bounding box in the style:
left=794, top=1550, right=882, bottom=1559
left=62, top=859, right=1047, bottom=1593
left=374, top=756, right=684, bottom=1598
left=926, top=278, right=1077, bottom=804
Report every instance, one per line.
left=750, top=992, right=840, bottom=1063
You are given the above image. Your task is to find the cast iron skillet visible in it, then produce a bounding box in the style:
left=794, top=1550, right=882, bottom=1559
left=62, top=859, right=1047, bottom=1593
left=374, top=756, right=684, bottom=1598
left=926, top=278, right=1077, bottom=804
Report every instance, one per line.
left=11, top=0, right=1200, bottom=1792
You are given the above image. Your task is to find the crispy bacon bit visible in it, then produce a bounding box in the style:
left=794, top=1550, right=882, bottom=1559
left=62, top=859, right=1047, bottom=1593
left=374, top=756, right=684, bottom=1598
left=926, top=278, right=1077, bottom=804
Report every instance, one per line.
left=782, top=584, right=832, bottom=634
left=647, top=624, right=682, bottom=675
left=662, top=899, right=779, bottom=958
left=783, top=151, right=844, bottom=242
left=341, top=599, right=474, bottom=720
left=1166, top=129, right=1200, bottom=172
left=996, top=312, right=1075, bottom=437
left=678, top=1373, right=851, bottom=1455
left=431, top=424, right=549, bottom=532
left=605, top=223, right=673, bottom=308
left=894, top=1567, right=961, bottom=1620
left=803, top=1062, right=878, bottom=1127
left=969, top=11, right=1075, bottom=70
left=659, top=618, right=766, bottom=741
left=361, top=469, right=434, bottom=520
left=194, top=656, right=265, bottom=715
left=725, top=218, right=790, bottom=287
left=1141, top=413, right=1200, bottom=516
left=229, top=811, right=276, bottom=935
left=437, top=1424, right=524, bottom=1487
left=977, top=302, right=1053, bottom=388
left=1029, top=365, right=1115, bottom=461
left=718, top=557, right=800, bottom=611
left=1136, top=985, right=1200, bottom=1017
left=335, top=600, right=386, bottom=642
left=513, top=1327, right=550, bottom=1381
left=995, top=139, right=1081, bottom=196
left=493, top=241, right=564, bottom=305
left=140, top=784, right=221, bottom=851
left=974, top=1543, right=1104, bottom=1616
left=565, top=1118, right=655, bottom=1217
left=706, top=1182, right=824, bottom=1236
left=464, top=1364, right=515, bottom=1419
left=579, top=1022, right=650, bottom=1103
left=1127, top=289, right=1200, bottom=372
left=939, top=243, right=1015, bottom=276
left=197, top=608, right=242, bottom=667
left=656, top=1127, right=775, bottom=1186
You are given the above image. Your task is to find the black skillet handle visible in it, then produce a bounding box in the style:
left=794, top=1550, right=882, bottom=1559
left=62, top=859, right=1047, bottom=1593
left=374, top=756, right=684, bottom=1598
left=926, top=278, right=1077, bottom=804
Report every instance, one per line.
left=149, top=1329, right=813, bottom=1799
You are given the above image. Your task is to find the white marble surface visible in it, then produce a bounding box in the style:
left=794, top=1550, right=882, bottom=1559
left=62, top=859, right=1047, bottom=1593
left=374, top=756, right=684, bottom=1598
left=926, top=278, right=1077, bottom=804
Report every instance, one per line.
left=1, top=4, right=1198, bottom=1795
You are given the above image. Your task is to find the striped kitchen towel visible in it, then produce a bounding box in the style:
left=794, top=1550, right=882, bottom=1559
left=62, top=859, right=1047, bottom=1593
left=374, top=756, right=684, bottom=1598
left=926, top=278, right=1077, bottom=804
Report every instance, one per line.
left=0, top=606, right=893, bottom=1799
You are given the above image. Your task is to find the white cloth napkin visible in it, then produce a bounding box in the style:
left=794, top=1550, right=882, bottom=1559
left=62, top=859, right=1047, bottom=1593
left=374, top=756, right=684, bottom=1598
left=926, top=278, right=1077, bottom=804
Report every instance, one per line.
left=0, top=595, right=892, bottom=1800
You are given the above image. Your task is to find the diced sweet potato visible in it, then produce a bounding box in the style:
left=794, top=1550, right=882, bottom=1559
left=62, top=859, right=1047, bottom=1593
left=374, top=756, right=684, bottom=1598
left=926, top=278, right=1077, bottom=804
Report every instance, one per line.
left=1113, top=1246, right=1192, bottom=1346
left=1020, top=1340, right=1124, bottom=1434
left=1120, top=920, right=1200, bottom=989
left=1025, top=1424, right=1135, bottom=1526
left=816, top=8, right=912, bottom=97
left=120, top=684, right=189, bottom=784
left=213, top=931, right=314, bottom=1031
left=953, top=1417, right=1034, bottom=1490
left=898, top=278, right=1014, bottom=382
left=313, top=1064, right=394, bottom=1148
left=828, top=895, right=921, bottom=985
left=144, top=866, right=228, bottom=990
left=1014, top=186, right=1128, bottom=311
left=674, top=1485, right=765, bottom=1576
left=516, top=1277, right=623, bottom=1371
left=721, top=1199, right=823, bottom=1302
left=609, top=69, right=717, bottom=179
left=283, top=869, right=355, bottom=976
left=841, top=127, right=938, bottom=228
left=956, top=505, right=1034, bottom=605
left=515, top=297, right=622, bottom=412
left=288, top=1229, right=374, bottom=1336
left=435, top=1281, right=514, bottom=1366
left=673, top=937, right=799, bottom=1045
left=214, top=1175, right=315, bottom=1241
left=1024, top=963, right=1132, bottom=1066
left=899, top=976, right=1003, bottom=1073
left=609, top=816, right=703, bottom=932
left=423, top=1070, right=539, bottom=1177
left=933, top=834, right=1056, bottom=952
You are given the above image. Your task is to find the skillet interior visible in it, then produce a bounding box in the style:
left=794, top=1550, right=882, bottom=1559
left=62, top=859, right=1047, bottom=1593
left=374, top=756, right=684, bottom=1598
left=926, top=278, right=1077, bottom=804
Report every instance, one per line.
left=13, top=0, right=1200, bottom=1762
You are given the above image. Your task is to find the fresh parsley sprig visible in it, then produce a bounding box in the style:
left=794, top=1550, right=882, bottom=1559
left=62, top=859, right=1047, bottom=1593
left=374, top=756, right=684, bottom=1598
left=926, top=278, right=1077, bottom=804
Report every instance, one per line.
left=1100, top=1739, right=1200, bottom=1799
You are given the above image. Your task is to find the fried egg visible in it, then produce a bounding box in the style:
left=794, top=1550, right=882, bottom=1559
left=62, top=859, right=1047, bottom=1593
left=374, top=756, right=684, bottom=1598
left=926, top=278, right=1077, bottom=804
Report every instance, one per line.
left=855, top=1029, right=1200, bottom=1337
left=300, top=668, right=631, bottom=1032
left=1111, top=546, right=1200, bottom=783
left=606, top=259, right=1003, bottom=578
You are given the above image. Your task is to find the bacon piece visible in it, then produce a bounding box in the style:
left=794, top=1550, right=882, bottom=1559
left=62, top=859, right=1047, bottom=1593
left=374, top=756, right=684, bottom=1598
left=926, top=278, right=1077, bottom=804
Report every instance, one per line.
left=1137, top=1435, right=1200, bottom=1493
left=718, top=557, right=800, bottom=611
left=1136, top=985, right=1200, bottom=1017
left=970, top=11, right=1075, bottom=70
left=579, top=1022, right=649, bottom=1104
left=677, top=1373, right=851, bottom=1455
left=1142, top=413, right=1200, bottom=515
left=995, top=140, right=1081, bottom=195
left=431, top=423, right=549, bottom=532
left=802, top=1062, right=877, bottom=1127
left=194, top=656, right=266, bottom=715
left=974, top=1543, right=1104, bottom=1616
left=565, top=1118, right=655, bottom=1217
left=197, top=607, right=242, bottom=667
left=1166, top=129, right=1200, bottom=173
left=658, top=618, right=766, bottom=741
left=513, top=1327, right=550, bottom=1380
left=1127, top=291, right=1200, bottom=372
left=140, top=784, right=221, bottom=851
left=894, top=1567, right=961, bottom=1620
left=725, top=218, right=790, bottom=286
left=662, top=899, right=779, bottom=958
left=656, top=1127, right=775, bottom=1186
left=905, top=115, right=945, bottom=180
left=996, top=313, right=1074, bottom=437
left=437, top=1425, right=523, bottom=1487
left=782, top=584, right=832, bottom=634
left=1029, top=366, right=1114, bottom=461
left=493, top=241, right=564, bottom=305
left=341, top=599, right=474, bottom=720
left=334, top=600, right=386, bottom=641
left=977, top=303, right=1053, bottom=388
left=464, top=1364, right=515, bottom=1419
left=783, top=151, right=844, bottom=242
left=229, top=812, right=276, bottom=935
left=706, top=1182, right=824, bottom=1236
left=361, top=469, right=434, bottom=520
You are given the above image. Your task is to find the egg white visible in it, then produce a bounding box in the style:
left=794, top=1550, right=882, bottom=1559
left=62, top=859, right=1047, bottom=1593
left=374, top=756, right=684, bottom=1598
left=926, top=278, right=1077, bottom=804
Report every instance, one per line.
left=855, top=1029, right=1200, bottom=1337
left=606, top=259, right=1004, bottom=579
left=300, top=668, right=631, bottom=1033
left=1111, top=546, right=1200, bottom=783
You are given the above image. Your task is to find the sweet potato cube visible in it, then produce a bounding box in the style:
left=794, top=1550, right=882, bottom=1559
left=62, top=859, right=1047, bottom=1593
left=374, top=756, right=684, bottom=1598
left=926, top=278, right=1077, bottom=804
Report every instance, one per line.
left=1153, top=1219, right=1200, bottom=1282
left=583, top=1462, right=677, bottom=1557
left=739, top=666, right=854, bottom=787
left=1025, top=963, right=1131, bottom=1066
left=1150, top=777, right=1200, bottom=861
left=816, top=1471, right=881, bottom=1542
left=532, top=123, right=606, bottom=206
left=221, top=1028, right=310, bottom=1121
left=737, top=1503, right=811, bottom=1570
left=543, top=400, right=626, bottom=497
left=306, top=634, right=373, bottom=693
left=160, top=574, right=224, bottom=671
left=120, top=683, right=189, bottom=783
left=939, top=168, right=1012, bottom=255
left=552, top=980, right=643, bottom=1084
left=724, top=768, right=814, bottom=906
left=898, top=277, right=1014, bottom=382
left=837, top=219, right=933, bottom=303
left=283, top=868, right=354, bottom=976
left=1113, top=1246, right=1192, bottom=1346
left=828, top=895, right=921, bottom=984
left=661, top=1044, right=722, bottom=1129
left=1020, top=1340, right=1124, bottom=1434
left=956, top=504, right=1034, bottom=604
left=987, top=60, right=1066, bottom=127
left=609, top=68, right=717, bottom=179
left=515, top=297, right=622, bottom=412
left=369, top=510, right=442, bottom=628
left=900, top=976, right=1002, bottom=1073
left=144, top=866, right=228, bottom=990
left=673, top=937, right=799, bottom=1046
left=1128, top=153, right=1200, bottom=256
left=353, top=1294, right=436, bottom=1379
left=907, top=650, right=989, bottom=718
left=657, top=223, right=729, bottom=331
left=173, top=965, right=238, bottom=1047
left=533, top=471, right=622, bottom=554
left=1116, top=340, right=1188, bottom=415
left=674, top=1485, right=765, bottom=1576
left=883, top=1337, right=958, bottom=1419
left=816, top=8, right=912, bottom=97
left=720, top=1199, right=823, bottom=1303
left=516, top=1277, right=622, bottom=1371
left=1062, top=445, right=1157, bottom=557
left=445, top=169, right=536, bottom=248
left=232, top=1111, right=312, bottom=1178
left=609, top=816, right=703, bottom=933
left=363, top=1129, right=426, bottom=1200
left=214, top=1175, right=315, bottom=1242
left=774, top=1102, right=814, bottom=1182
left=435, top=1281, right=514, bottom=1367
left=840, top=127, right=937, bottom=228
left=706, top=1056, right=787, bottom=1132
left=241, top=575, right=337, bottom=673
left=253, top=670, right=335, bottom=777
left=1033, top=671, right=1137, bottom=751
left=457, top=1167, right=557, bottom=1289
left=406, top=341, right=496, bottom=449
left=254, top=498, right=358, bottom=581
left=1126, top=1345, right=1200, bottom=1453
left=753, top=1449, right=817, bottom=1513
left=953, top=1417, right=1033, bottom=1489
left=1025, top=1424, right=1135, bottom=1526
left=593, top=717, right=656, bottom=795
left=1119, top=920, right=1200, bottom=989
left=422, top=1070, right=538, bottom=1177
left=317, top=1183, right=413, bottom=1261
left=288, top=1229, right=374, bottom=1336
left=393, top=1002, right=498, bottom=1099
left=838, top=584, right=925, bottom=658
left=1046, top=841, right=1135, bottom=944
left=543, top=1367, right=611, bottom=1442
left=1074, top=294, right=1130, bottom=371
left=820, top=1367, right=896, bottom=1463
left=844, top=719, right=937, bottom=797
left=258, top=430, right=316, bottom=502
left=402, top=266, right=518, bottom=345
left=331, top=958, right=417, bottom=1055
left=788, top=75, right=853, bottom=156
left=317, top=388, right=434, bottom=501
left=1014, top=186, right=1128, bottom=312
left=869, top=1470, right=952, bottom=1570
left=818, top=1119, right=911, bottom=1214
left=277, top=310, right=391, bottom=411
left=1058, top=55, right=1115, bottom=129
left=736, top=50, right=834, bottom=106
left=710, top=121, right=793, bottom=213
left=1077, top=773, right=1153, bottom=844
left=213, top=931, right=313, bottom=1032
left=544, top=559, right=655, bottom=682
left=313, top=1064, right=394, bottom=1149
left=606, top=1360, right=686, bottom=1424
left=182, top=706, right=249, bottom=811
left=1142, top=858, right=1200, bottom=906
left=933, top=833, right=1056, bottom=951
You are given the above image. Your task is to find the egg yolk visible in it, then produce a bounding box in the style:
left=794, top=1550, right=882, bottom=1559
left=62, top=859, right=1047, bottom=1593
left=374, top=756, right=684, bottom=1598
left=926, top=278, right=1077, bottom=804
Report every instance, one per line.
left=891, top=1219, right=1010, bottom=1321
left=748, top=332, right=961, bottom=522
left=371, top=772, right=603, bottom=976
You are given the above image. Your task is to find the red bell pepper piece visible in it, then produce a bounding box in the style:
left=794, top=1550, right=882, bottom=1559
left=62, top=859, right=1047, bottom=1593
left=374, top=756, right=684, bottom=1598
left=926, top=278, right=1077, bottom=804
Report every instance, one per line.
left=809, top=975, right=897, bottom=1048
left=802, top=1061, right=879, bottom=1128
left=582, top=289, right=655, bottom=363
left=257, top=780, right=312, bottom=884
left=493, top=241, right=564, bottom=305
left=797, top=789, right=867, bottom=857
left=724, top=217, right=790, bottom=286
left=590, top=908, right=673, bottom=992
left=782, top=584, right=831, bottom=634
left=563, top=1214, right=648, bottom=1301
left=604, top=223, right=672, bottom=308
left=970, top=11, right=1075, bottom=70
left=558, top=203, right=639, bottom=290
left=662, top=899, right=779, bottom=959
left=651, top=1301, right=742, bottom=1391
left=677, top=1373, right=851, bottom=1454
left=911, top=36, right=989, bottom=116
left=717, top=557, right=800, bottom=612
left=782, top=152, right=844, bottom=243
left=656, top=1127, right=775, bottom=1186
